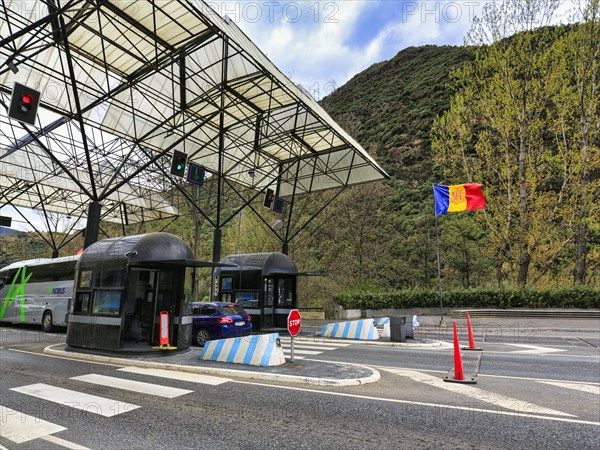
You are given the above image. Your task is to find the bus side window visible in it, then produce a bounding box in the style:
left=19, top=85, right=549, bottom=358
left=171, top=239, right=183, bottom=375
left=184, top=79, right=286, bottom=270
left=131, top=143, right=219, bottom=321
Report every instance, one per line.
left=3, top=269, right=17, bottom=286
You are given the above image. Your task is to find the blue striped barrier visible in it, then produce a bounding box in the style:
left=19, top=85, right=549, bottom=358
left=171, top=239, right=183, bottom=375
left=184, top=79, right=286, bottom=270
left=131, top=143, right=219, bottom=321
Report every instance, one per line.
left=374, top=317, right=390, bottom=326
left=381, top=323, right=390, bottom=338
left=321, top=319, right=379, bottom=340
left=200, top=333, right=286, bottom=366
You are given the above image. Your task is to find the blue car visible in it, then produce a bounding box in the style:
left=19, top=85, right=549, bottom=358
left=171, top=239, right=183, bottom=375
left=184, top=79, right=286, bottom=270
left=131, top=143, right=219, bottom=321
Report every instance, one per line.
left=191, top=302, right=252, bottom=347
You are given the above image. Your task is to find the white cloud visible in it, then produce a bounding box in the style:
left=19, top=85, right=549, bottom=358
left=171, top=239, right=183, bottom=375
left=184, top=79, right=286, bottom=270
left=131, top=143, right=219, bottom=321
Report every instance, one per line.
left=219, top=1, right=482, bottom=98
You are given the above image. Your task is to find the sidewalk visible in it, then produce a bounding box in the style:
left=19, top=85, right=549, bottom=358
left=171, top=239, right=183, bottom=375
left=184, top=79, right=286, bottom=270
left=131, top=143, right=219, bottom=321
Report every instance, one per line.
left=44, top=343, right=381, bottom=387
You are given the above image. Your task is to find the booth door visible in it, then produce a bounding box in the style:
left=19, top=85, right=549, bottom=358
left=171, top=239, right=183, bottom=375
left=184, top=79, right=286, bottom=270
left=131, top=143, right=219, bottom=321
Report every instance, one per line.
left=262, top=278, right=274, bottom=329
left=150, top=269, right=177, bottom=345
left=274, top=277, right=295, bottom=328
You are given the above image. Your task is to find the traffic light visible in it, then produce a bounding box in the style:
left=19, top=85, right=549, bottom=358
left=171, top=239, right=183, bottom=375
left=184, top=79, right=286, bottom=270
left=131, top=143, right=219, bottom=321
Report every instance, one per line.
left=273, top=196, right=284, bottom=214
left=8, top=82, right=41, bottom=126
left=0, top=216, right=12, bottom=227
left=187, top=162, right=205, bottom=186
left=263, top=188, right=274, bottom=208
left=170, top=150, right=188, bottom=177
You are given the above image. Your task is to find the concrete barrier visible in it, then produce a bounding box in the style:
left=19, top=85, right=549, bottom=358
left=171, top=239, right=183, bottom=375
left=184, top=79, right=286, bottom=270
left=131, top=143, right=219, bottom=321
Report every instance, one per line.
left=200, top=333, right=286, bottom=366
left=381, top=323, right=390, bottom=338
left=321, top=319, right=380, bottom=340
left=374, top=317, right=390, bottom=326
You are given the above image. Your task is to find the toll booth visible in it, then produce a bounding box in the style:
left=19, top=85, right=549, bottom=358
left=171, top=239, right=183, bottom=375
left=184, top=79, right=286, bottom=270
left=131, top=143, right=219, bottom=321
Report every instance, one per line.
left=66, top=233, right=205, bottom=352
left=214, top=253, right=298, bottom=330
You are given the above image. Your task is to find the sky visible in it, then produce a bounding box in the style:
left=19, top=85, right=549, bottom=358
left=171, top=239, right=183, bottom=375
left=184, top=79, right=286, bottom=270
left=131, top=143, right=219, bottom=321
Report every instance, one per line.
left=207, top=0, right=488, bottom=99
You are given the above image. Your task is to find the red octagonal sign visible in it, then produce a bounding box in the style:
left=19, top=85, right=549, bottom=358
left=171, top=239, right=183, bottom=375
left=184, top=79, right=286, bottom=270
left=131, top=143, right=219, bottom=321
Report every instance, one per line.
left=287, top=309, right=301, bottom=337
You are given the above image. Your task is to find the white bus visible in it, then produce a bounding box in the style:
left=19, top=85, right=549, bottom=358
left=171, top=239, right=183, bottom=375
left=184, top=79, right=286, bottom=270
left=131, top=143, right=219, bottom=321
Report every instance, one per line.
left=0, top=255, right=79, bottom=332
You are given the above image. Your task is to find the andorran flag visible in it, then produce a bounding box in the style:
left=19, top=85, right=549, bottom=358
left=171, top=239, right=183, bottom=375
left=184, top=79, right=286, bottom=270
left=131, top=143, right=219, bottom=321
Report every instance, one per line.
left=433, top=183, right=486, bottom=216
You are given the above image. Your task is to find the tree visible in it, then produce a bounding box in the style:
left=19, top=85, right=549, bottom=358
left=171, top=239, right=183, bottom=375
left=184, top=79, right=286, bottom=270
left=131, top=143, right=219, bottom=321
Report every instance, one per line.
left=432, top=0, right=570, bottom=287
left=565, top=1, right=600, bottom=283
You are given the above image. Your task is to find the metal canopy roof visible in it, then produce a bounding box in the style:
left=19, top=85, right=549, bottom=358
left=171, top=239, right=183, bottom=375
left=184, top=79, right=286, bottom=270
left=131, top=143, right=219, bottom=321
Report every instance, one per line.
left=0, top=0, right=388, bottom=227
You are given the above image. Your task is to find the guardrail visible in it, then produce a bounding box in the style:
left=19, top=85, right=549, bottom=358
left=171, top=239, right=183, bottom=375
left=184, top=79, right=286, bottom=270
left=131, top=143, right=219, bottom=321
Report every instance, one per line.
left=454, top=309, right=600, bottom=319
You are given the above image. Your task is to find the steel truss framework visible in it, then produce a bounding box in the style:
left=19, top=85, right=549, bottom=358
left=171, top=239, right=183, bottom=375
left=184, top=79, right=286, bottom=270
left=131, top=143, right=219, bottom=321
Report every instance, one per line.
left=0, top=0, right=388, bottom=257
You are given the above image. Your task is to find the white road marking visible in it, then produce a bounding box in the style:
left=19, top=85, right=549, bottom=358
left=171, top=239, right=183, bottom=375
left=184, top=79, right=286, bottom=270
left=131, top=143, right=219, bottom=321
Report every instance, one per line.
left=280, top=340, right=347, bottom=360
left=71, top=374, right=193, bottom=398
left=370, top=363, right=600, bottom=388
left=281, top=339, right=350, bottom=347
left=280, top=347, right=322, bottom=355
left=10, top=383, right=140, bottom=417
left=506, top=344, right=566, bottom=354
left=40, top=434, right=91, bottom=450
left=388, top=369, right=575, bottom=417
left=232, top=380, right=600, bottom=427
left=6, top=348, right=130, bottom=367
left=280, top=343, right=341, bottom=351
left=118, top=367, right=231, bottom=385
left=538, top=381, right=600, bottom=395
left=1, top=405, right=66, bottom=443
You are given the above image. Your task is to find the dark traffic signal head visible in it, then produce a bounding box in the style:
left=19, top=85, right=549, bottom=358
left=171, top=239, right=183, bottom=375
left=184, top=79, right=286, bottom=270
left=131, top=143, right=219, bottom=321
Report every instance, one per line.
left=273, top=196, right=284, bottom=214
left=170, top=150, right=188, bottom=177
left=8, top=83, right=41, bottom=126
left=263, top=188, right=274, bottom=208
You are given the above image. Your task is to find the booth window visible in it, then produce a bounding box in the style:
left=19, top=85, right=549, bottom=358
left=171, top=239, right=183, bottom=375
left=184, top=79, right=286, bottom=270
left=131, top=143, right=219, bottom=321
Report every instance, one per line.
left=79, top=270, right=92, bottom=288
left=278, top=278, right=293, bottom=307
left=73, top=292, right=91, bottom=313
left=92, top=290, right=121, bottom=315
left=236, top=291, right=259, bottom=308
left=183, top=267, right=195, bottom=315
left=97, top=269, right=124, bottom=288
left=220, top=276, right=233, bottom=290
left=241, top=271, right=260, bottom=290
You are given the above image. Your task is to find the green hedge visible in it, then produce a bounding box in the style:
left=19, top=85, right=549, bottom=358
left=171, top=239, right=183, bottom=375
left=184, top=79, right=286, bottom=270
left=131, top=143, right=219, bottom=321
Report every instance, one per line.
left=333, top=287, right=600, bottom=310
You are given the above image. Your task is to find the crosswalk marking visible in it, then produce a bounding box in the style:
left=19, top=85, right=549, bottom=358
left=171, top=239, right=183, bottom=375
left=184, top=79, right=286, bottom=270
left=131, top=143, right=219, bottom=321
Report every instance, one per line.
left=280, top=343, right=341, bottom=351
left=71, top=374, right=193, bottom=398
left=280, top=346, right=323, bottom=355
left=10, top=383, right=140, bottom=417
left=538, top=381, right=600, bottom=395
left=40, top=434, right=91, bottom=450
left=118, top=367, right=231, bottom=385
left=388, top=369, right=576, bottom=417
left=1, top=405, right=67, bottom=443
left=279, top=339, right=347, bottom=360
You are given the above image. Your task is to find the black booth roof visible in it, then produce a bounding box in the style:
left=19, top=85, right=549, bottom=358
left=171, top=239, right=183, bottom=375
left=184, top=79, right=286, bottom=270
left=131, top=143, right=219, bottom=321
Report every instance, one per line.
left=217, top=253, right=299, bottom=277
left=78, top=232, right=195, bottom=270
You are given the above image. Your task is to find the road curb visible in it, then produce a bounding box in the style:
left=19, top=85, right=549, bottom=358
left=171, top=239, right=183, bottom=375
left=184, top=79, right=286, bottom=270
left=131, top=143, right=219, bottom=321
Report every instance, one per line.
left=43, top=344, right=381, bottom=387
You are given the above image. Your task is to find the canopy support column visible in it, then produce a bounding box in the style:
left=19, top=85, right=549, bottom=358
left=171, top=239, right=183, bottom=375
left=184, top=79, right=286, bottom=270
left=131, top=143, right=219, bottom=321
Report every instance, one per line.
left=83, top=201, right=101, bottom=249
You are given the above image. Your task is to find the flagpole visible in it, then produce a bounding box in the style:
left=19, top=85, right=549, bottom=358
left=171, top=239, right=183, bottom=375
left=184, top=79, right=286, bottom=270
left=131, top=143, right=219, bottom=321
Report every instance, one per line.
left=435, top=214, right=445, bottom=326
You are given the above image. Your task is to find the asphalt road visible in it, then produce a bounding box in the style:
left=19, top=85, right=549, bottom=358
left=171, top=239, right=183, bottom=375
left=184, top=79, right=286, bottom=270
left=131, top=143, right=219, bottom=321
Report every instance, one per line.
left=1, top=320, right=598, bottom=450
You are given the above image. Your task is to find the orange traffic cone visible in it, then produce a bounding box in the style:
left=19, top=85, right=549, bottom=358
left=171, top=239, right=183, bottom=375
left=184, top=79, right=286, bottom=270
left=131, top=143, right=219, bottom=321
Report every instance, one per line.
left=452, top=321, right=464, bottom=380
left=444, top=320, right=477, bottom=384
left=462, top=312, right=483, bottom=351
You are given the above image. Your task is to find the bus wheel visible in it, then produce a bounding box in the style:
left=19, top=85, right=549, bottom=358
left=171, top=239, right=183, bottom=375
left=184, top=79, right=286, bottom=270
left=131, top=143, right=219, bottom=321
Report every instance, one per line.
left=42, top=311, right=54, bottom=333
left=194, top=329, right=210, bottom=347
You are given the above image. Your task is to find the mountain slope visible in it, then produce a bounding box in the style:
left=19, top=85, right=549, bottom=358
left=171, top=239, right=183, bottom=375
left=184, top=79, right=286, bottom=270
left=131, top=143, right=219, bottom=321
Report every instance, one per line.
left=322, top=45, right=474, bottom=181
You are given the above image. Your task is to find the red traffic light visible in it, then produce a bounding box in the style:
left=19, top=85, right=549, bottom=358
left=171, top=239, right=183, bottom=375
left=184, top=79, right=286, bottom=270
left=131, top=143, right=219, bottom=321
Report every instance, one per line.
left=20, top=93, right=34, bottom=112
left=8, top=83, right=41, bottom=126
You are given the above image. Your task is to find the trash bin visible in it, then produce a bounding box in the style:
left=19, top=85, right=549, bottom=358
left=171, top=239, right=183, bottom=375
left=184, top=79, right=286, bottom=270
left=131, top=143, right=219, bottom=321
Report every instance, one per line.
left=390, top=316, right=414, bottom=342
left=390, top=316, right=407, bottom=342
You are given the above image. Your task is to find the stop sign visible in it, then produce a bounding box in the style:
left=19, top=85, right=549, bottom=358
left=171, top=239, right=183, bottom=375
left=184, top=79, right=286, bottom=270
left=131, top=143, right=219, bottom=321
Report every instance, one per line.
left=287, top=309, right=301, bottom=337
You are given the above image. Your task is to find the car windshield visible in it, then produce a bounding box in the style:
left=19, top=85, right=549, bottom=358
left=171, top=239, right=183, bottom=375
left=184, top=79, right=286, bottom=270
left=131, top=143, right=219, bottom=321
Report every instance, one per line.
left=220, top=305, right=246, bottom=315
